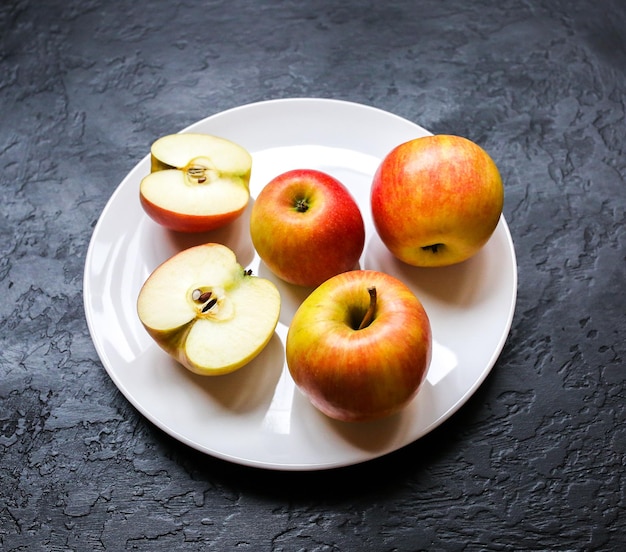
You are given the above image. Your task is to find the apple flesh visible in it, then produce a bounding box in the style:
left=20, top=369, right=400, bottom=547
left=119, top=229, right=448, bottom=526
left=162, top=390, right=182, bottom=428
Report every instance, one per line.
left=249, top=169, right=365, bottom=288
left=286, top=270, right=432, bottom=422
left=140, top=133, right=252, bottom=233
left=137, top=243, right=280, bottom=375
left=371, top=134, right=504, bottom=267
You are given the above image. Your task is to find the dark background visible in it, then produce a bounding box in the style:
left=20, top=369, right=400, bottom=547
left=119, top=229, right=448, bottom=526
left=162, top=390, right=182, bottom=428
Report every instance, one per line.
left=1, top=1, right=625, bottom=550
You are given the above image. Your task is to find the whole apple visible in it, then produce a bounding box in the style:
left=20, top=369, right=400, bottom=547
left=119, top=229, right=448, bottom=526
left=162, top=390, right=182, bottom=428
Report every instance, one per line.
left=250, top=169, right=365, bottom=288
left=371, top=134, right=504, bottom=267
left=286, top=270, right=432, bottom=422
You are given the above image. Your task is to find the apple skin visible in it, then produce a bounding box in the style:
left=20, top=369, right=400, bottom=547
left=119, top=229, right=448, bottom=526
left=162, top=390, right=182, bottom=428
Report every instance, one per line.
left=250, top=169, right=365, bottom=288
left=371, top=134, right=504, bottom=267
left=139, top=190, right=247, bottom=233
left=139, top=190, right=246, bottom=234
left=140, top=133, right=252, bottom=233
left=286, top=270, right=432, bottom=422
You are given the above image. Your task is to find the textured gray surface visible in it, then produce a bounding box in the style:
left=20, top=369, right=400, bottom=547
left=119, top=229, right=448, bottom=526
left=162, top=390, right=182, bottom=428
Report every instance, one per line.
left=1, top=0, right=625, bottom=550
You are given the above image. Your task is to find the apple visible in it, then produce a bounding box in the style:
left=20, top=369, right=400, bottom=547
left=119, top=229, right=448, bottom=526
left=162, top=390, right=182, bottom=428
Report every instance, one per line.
left=137, top=243, right=280, bottom=375
left=286, top=270, right=432, bottom=422
left=371, top=134, right=504, bottom=267
left=140, top=133, right=252, bottom=233
left=249, top=169, right=365, bottom=288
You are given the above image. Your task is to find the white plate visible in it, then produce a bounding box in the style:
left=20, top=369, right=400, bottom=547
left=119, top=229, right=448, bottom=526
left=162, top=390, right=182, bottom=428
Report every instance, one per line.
left=84, top=98, right=517, bottom=471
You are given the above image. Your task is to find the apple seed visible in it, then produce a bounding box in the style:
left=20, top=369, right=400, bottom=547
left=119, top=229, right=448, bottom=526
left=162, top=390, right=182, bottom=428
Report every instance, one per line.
left=201, top=297, right=218, bottom=313
left=192, top=288, right=219, bottom=314
left=192, top=289, right=213, bottom=303
left=187, top=165, right=211, bottom=184
left=198, top=291, right=213, bottom=303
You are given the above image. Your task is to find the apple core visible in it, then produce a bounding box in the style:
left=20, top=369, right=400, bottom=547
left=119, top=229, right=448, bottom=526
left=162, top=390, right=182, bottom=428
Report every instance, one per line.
left=184, top=156, right=218, bottom=185
left=187, top=285, right=235, bottom=321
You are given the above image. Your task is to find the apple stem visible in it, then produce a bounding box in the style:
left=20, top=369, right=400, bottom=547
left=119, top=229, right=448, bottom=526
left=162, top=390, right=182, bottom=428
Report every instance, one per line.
left=358, top=287, right=377, bottom=330
left=295, top=198, right=309, bottom=213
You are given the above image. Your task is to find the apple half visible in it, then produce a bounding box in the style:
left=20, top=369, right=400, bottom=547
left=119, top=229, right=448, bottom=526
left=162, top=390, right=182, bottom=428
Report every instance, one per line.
left=137, top=243, right=280, bottom=375
left=140, top=133, right=252, bottom=233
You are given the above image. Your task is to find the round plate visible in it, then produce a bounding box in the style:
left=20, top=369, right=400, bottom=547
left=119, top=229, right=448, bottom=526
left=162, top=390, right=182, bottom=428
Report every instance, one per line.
left=83, top=98, right=517, bottom=471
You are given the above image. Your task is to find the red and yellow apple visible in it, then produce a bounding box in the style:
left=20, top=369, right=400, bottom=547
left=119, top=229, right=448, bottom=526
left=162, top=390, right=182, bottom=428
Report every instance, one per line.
left=137, top=243, right=280, bottom=375
left=140, top=133, right=252, bottom=233
left=286, top=270, right=432, bottom=422
left=249, top=169, right=365, bottom=288
left=371, top=134, right=504, bottom=267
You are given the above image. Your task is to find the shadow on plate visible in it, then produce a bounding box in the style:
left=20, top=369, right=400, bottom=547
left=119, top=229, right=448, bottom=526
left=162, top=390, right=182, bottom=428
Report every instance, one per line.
left=363, top=232, right=490, bottom=308
left=146, top=198, right=257, bottom=268
left=175, top=331, right=285, bottom=415
left=291, top=389, right=416, bottom=454
left=256, top=261, right=314, bottom=327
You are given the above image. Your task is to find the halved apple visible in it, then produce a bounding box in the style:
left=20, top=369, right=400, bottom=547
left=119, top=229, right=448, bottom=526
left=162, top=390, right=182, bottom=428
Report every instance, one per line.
left=137, top=243, right=281, bottom=375
left=140, top=133, right=252, bottom=233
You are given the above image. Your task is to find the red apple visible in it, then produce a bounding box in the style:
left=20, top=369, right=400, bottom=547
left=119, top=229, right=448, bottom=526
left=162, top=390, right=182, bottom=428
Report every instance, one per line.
left=371, top=134, right=504, bottom=267
left=140, top=133, right=252, bottom=233
left=286, top=270, right=432, bottom=422
left=249, top=169, right=365, bottom=288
